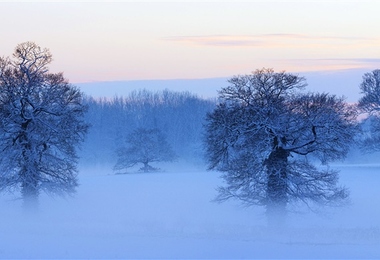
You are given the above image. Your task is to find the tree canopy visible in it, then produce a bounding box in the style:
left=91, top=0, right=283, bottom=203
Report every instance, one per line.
left=0, top=42, right=88, bottom=208
left=358, top=69, right=380, bottom=152
left=204, top=68, right=358, bottom=225
left=114, top=127, right=177, bottom=173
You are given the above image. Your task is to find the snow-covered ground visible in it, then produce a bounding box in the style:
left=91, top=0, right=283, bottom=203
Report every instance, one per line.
left=0, top=163, right=379, bottom=259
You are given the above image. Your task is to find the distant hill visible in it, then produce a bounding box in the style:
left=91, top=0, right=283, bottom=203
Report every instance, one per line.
left=76, top=68, right=371, bottom=102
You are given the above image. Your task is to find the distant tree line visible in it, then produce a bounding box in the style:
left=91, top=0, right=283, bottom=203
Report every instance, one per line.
left=80, top=89, right=216, bottom=166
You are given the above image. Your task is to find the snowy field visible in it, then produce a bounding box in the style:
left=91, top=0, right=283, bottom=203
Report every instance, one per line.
left=0, top=162, right=379, bottom=259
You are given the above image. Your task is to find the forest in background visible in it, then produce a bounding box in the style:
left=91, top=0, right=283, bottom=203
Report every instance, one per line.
left=79, top=88, right=378, bottom=170
left=80, top=89, right=216, bottom=167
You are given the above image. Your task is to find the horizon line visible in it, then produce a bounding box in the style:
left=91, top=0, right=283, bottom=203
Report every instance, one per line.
left=73, top=67, right=373, bottom=85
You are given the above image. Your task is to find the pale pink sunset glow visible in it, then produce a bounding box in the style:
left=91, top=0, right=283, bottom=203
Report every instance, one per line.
left=1, top=1, right=379, bottom=83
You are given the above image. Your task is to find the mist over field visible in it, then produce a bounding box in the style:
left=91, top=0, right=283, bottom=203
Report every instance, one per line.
left=0, top=162, right=379, bottom=259
left=1, top=68, right=380, bottom=259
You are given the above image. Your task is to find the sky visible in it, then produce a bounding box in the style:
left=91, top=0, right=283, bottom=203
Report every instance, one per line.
left=1, top=1, right=379, bottom=83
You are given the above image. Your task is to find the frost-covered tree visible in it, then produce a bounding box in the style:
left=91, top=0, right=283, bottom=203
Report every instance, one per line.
left=358, top=69, right=380, bottom=152
left=204, top=68, right=358, bottom=225
left=114, top=127, right=176, bottom=173
left=0, top=42, right=88, bottom=209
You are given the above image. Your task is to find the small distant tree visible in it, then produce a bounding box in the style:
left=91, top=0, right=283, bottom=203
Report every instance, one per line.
left=204, top=68, right=358, bottom=226
left=0, top=42, right=88, bottom=209
left=114, top=128, right=176, bottom=173
left=358, top=69, right=380, bottom=152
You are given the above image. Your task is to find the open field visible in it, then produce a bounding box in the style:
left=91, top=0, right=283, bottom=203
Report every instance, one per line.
left=0, top=163, right=379, bottom=259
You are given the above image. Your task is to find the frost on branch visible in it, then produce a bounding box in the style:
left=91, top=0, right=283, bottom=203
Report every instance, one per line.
left=204, top=68, right=358, bottom=226
left=0, top=42, right=88, bottom=209
left=358, top=69, right=380, bottom=152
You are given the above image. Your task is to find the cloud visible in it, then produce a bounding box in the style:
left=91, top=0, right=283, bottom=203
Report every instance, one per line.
left=269, top=58, right=380, bottom=75
left=163, top=35, right=264, bottom=47
left=327, top=58, right=380, bottom=64
left=163, top=34, right=380, bottom=49
left=298, top=58, right=380, bottom=68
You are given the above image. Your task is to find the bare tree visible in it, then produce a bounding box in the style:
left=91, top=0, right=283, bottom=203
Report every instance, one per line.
left=114, top=127, right=176, bottom=173
left=358, top=69, right=380, bottom=152
left=0, top=42, right=88, bottom=209
left=204, top=68, right=358, bottom=226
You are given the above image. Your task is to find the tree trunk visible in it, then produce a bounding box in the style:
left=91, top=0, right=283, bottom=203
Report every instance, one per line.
left=21, top=169, right=39, bottom=211
left=142, top=162, right=149, bottom=172
left=265, top=146, right=289, bottom=227
left=19, top=131, right=39, bottom=211
left=18, top=119, right=39, bottom=210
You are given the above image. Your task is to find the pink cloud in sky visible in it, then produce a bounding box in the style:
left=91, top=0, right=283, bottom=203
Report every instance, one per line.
left=160, top=34, right=380, bottom=75
left=163, top=34, right=379, bottom=49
